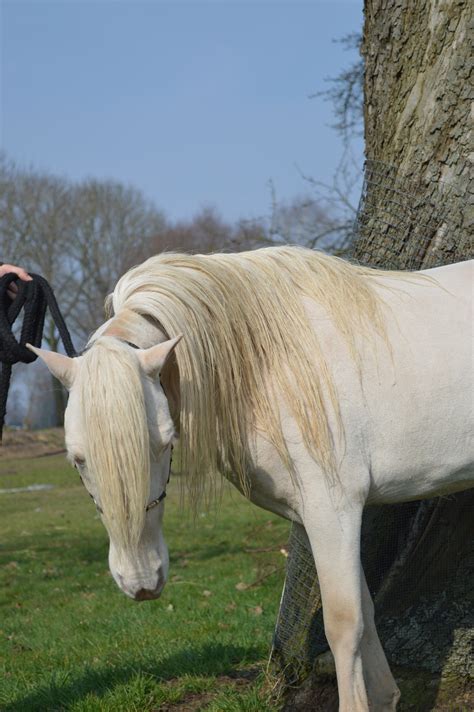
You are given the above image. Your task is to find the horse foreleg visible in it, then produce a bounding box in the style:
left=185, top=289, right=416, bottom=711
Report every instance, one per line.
left=303, top=498, right=369, bottom=712
left=360, top=568, right=401, bottom=710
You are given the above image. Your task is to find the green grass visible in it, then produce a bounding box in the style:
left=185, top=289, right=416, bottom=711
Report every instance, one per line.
left=0, top=454, right=289, bottom=711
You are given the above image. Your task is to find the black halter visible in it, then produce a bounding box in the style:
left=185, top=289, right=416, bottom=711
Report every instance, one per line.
left=145, top=444, right=173, bottom=511
left=81, top=444, right=172, bottom=515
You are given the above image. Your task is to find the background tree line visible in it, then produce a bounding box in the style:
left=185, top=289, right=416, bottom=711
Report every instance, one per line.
left=0, top=144, right=356, bottom=428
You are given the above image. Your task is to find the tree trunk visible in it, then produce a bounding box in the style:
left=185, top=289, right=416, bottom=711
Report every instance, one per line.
left=357, top=0, right=472, bottom=269
left=47, top=325, right=66, bottom=427
left=272, top=2, right=473, bottom=710
left=51, top=372, right=66, bottom=427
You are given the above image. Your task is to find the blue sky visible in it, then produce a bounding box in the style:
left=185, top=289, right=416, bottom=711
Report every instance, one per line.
left=1, top=0, right=364, bottom=223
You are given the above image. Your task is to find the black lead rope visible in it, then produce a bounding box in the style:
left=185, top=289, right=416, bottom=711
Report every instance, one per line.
left=0, top=272, right=77, bottom=442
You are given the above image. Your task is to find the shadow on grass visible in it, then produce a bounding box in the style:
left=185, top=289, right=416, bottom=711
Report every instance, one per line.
left=0, top=533, right=108, bottom=566
left=4, top=533, right=245, bottom=569
left=174, top=542, right=246, bottom=562
left=3, top=642, right=264, bottom=712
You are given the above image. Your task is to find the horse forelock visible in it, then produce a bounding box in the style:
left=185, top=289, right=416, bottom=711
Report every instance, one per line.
left=78, top=337, right=150, bottom=548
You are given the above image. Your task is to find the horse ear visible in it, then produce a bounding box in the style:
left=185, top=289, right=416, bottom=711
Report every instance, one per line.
left=138, top=335, right=183, bottom=378
left=26, top=344, right=77, bottom=389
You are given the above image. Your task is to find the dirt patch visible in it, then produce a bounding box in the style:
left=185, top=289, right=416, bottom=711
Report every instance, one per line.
left=158, top=691, right=216, bottom=712
left=156, top=667, right=261, bottom=711
left=0, top=427, right=65, bottom=461
left=282, top=676, right=338, bottom=712
left=280, top=672, right=474, bottom=711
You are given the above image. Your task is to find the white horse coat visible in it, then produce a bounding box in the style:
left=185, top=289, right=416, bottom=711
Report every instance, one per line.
left=30, top=250, right=473, bottom=712
left=248, top=259, right=473, bottom=519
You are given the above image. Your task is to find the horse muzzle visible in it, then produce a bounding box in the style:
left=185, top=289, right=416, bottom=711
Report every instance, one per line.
left=115, top=570, right=166, bottom=601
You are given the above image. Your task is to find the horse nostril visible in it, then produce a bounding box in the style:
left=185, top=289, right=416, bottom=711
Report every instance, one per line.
left=134, top=588, right=160, bottom=602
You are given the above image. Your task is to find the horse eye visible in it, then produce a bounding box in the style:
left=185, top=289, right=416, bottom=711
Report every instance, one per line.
left=78, top=475, right=103, bottom=514
left=87, top=490, right=103, bottom=515
left=91, top=495, right=103, bottom=514
left=74, top=458, right=85, bottom=470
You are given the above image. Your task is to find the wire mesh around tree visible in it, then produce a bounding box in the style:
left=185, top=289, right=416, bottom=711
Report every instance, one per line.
left=351, top=159, right=472, bottom=269
left=271, top=524, right=326, bottom=681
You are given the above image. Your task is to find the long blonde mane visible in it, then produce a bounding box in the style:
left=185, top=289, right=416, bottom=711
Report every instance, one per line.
left=103, top=246, right=407, bottom=503
left=79, top=338, right=150, bottom=547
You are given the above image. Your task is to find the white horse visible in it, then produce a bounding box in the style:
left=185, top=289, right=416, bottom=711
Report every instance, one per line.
left=28, top=247, right=473, bottom=712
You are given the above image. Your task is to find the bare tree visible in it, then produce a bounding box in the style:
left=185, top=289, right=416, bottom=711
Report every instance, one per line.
left=313, top=32, right=364, bottom=144
left=151, top=205, right=230, bottom=253
left=266, top=33, right=364, bottom=256
left=0, top=161, right=80, bottom=424
left=267, top=173, right=358, bottom=254
left=232, top=215, right=269, bottom=250
left=0, top=160, right=167, bottom=425
left=69, top=178, right=166, bottom=339
left=151, top=205, right=268, bottom=254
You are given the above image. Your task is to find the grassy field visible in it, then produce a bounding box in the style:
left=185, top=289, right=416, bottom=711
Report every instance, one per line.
left=0, top=446, right=289, bottom=711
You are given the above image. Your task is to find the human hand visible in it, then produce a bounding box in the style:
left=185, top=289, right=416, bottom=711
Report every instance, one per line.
left=0, top=264, right=33, bottom=299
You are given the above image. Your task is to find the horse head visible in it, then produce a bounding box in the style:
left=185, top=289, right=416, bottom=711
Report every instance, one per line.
left=28, top=335, right=182, bottom=601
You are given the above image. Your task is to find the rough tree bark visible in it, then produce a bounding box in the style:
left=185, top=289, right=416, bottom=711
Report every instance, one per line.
left=272, top=2, right=473, bottom=710
left=358, top=0, right=472, bottom=268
